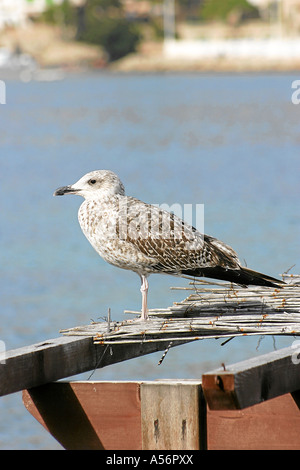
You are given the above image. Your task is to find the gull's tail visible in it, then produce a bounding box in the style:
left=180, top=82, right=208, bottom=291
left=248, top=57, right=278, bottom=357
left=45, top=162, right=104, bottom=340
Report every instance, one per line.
left=182, top=266, right=285, bottom=288
left=235, top=267, right=285, bottom=288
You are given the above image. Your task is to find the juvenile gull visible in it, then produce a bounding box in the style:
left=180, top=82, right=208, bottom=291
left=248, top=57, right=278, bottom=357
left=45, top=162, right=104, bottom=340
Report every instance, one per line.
left=54, top=170, right=283, bottom=320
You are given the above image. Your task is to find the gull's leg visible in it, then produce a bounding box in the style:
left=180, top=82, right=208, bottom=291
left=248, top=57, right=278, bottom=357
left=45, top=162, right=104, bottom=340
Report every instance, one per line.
left=140, top=275, right=149, bottom=321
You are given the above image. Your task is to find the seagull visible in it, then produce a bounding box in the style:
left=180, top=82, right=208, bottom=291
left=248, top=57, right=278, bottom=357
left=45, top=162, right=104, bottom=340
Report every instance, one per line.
left=54, top=170, right=284, bottom=320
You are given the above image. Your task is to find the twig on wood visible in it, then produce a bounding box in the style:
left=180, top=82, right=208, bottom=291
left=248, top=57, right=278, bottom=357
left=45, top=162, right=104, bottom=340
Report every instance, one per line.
left=107, top=307, right=111, bottom=333
left=60, top=274, right=300, bottom=348
left=158, top=341, right=173, bottom=365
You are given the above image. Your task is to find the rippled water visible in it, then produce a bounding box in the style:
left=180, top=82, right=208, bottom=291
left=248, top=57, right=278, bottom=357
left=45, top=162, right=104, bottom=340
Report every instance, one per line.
left=0, top=72, right=299, bottom=449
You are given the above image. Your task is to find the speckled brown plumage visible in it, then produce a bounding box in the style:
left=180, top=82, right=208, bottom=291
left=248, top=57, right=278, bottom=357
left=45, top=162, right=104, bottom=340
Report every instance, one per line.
left=54, top=170, right=284, bottom=320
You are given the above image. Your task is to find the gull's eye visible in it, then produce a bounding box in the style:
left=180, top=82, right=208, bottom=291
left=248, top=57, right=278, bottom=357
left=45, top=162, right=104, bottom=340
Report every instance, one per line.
left=89, top=179, right=97, bottom=185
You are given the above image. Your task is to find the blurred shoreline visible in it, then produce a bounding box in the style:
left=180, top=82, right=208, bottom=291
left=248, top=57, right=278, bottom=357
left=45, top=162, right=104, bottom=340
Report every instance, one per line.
left=110, top=42, right=300, bottom=73
left=1, top=22, right=300, bottom=75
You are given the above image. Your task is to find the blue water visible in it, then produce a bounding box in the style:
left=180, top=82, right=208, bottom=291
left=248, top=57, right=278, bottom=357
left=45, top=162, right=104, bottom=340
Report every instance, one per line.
left=0, top=72, right=299, bottom=449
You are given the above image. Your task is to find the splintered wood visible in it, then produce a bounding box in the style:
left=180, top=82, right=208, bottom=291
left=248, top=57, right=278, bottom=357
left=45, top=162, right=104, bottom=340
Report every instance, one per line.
left=60, top=274, right=300, bottom=346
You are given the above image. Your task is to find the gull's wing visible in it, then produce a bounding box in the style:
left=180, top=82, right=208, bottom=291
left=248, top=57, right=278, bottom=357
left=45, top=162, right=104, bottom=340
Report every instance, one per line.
left=120, top=197, right=241, bottom=275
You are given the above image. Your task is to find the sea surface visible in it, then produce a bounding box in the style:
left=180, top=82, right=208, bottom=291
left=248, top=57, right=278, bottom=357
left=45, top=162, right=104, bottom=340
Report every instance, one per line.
left=0, top=72, right=299, bottom=449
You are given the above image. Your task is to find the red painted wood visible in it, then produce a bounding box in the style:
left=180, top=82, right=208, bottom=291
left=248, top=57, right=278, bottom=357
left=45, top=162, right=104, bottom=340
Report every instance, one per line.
left=23, top=381, right=142, bottom=450
left=207, top=393, right=300, bottom=450
left=23, top=382, right=300, bottom=450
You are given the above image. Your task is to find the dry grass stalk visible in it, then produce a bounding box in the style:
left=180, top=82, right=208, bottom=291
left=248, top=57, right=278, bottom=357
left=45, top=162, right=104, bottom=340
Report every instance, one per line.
left=60, top=274, right=300, bottom=346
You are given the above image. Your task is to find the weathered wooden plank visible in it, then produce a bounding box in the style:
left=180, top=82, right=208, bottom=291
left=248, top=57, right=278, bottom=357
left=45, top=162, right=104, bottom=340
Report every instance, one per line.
left=23, top=380, right=300, bottom=451
left=23, top=382, right=142, bottom=450
left=0, top=335, right=187, bottom=397
left=202, top=344, right=300, bottom=410
left=0, top=336, right=93, bottom=397
left=140, top=380, right=206, bottom=450
left=207, top=393, right=300, bottom=450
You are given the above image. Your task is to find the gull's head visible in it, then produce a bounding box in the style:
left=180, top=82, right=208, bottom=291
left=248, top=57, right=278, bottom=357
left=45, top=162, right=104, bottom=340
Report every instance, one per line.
left=53, top=170, right=125, bottom=200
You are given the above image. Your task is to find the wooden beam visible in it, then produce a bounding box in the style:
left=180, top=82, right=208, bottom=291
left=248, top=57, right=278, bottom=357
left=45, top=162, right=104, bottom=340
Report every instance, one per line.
left=207, top=393, right=300, bottom=450
left=23, top=380, right=207, bottom=450
left=23, top=382, right=142, bottom=450
left=23, top=381, right=300, bottom=450
left=0, top=335, right=188, bottom=397
left=140, top=380, right=206, bottom=450
left=202, top=344, right=300, bottom=410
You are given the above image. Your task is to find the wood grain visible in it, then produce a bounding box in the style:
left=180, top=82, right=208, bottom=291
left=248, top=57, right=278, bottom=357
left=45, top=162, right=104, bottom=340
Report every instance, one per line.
left=141, top=380, right=204, bottom=450
left=23, top=382, right=142, bottom=450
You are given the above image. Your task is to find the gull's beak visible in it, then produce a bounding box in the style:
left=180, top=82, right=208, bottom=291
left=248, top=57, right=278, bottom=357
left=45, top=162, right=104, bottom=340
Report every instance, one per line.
left=53, top=185, right=79, bottom=196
